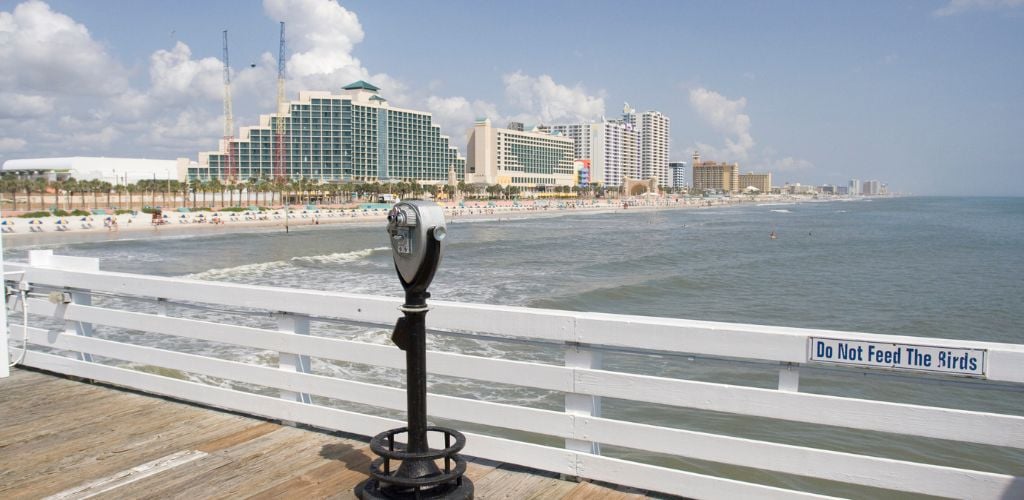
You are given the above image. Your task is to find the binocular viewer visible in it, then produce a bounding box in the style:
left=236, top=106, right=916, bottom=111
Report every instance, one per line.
left=360, top=200, right=473, bottom=499
left=386, top=201, right=447, bottom=294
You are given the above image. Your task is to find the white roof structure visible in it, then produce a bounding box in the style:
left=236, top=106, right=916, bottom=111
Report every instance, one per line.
left=2, top=157, right=192, bottom=184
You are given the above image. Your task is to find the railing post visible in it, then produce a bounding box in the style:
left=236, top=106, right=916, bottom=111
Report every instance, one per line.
left=0, top=218, right=7, bottom=378
left=277, top=312, right=312, bottom=404
left=31, top=251, right=99, bottom=363
left=565, top=342, right=602, bottom=455
left=778, top=362, right=800, bottom=392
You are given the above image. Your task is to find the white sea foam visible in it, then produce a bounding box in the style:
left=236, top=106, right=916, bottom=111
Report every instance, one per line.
left=184, top=246, right=388, bottom=281
left=770, top=209, right=792, bottom=213
left=184, top=259, right=292, bottom=281
left=291, top=246, right=389, bottom=265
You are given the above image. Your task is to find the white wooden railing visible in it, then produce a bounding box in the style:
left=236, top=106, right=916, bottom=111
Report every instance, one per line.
left=3, top=250, right=1023, bottom=499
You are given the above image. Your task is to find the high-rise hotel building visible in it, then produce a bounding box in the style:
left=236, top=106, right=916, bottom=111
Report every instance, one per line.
left=465, top=119, right=575, bottom=189
left=550, top=104, right=669, bottom=189
left=691, top=151, right=740, bottom=194
left=738, top=172, right=772, bottom=193
left=190, top=81, right=465, bottom=183
left=590, top=120, right=639, bottom=188
left=668, top=161, right=687, bottom=189
left=548, top=123, right=592, bottom=164
left=624, top=105, right=671, bottom=187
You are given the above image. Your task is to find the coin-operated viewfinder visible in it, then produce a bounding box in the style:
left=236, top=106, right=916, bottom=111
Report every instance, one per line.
left=360, top=200, right=472, bottom=499
left=386, top=201, right=447, bottom=294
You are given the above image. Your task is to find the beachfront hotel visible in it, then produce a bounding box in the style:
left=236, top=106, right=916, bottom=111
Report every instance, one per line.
left=546, top=123, right=593, bottom=165
left=624, top=105, right=672, bottom=187
left=189, top=81, right=465, bottom=184
left=668, top=161, right=687, bottom=189
left=588, top=120, right=640, bottom=188
left=549, top=104, right=670, bottom=189
left=465, top=119, right=575, bottom=190
left=691, top=151, right=740, bottom=194
left=739, top=172, right=772, bottom=193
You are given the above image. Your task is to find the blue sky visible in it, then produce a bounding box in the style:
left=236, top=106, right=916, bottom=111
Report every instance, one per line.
left=1, top=0, right=1022, bottom=194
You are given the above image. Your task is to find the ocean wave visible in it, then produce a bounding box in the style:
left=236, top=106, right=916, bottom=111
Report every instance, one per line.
left=184, top=246, right=389, bottom=281
left=291, top=246, right=389, bottom=266
left=770, top=209, right=792, bottom=213
left=184, top=259, right=292, bottom=281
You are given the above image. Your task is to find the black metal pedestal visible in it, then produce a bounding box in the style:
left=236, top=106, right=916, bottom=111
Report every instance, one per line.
left=357, top=426, right=473, bottom=499
left=356, top=289, right=473, bottom=499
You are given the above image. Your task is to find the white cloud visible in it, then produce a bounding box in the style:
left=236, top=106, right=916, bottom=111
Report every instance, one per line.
left=0, top=1, right=605, bottom=164
left=68, top=126, right=119, bottom=149
left=502, top=72, right=605, bottom=125
left=687, top=88, right=814, bottom=175
left=262, top=0, right=406, bottom=103
left=689, top=87, right=755, bottom=160
left=0, top=0, right=129, bottom=96
left=425, top=96, right=500, bottom=142
left=0, top=138, right=27, bottom=152
left=0, top=93, right=55, bottom=118
left=149, top=42, right=224, bottom=102
left=934, top=0, right=1024, bottom=16
left=770, top=156, right=814, bottom=172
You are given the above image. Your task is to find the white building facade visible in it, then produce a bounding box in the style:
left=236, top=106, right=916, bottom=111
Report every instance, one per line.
left=465, top=119, right=575, bottom=190
left=589, top=120, right=639, bottom=188
left=548, top=123, right=592, bottom=163
left=668, top=161, right=687, bottom=189
left=1, top=157, right=191, bottom=184
left=624, top=105, right=671, bottom=187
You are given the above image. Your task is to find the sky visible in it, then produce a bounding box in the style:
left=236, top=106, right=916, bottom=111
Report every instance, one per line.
left=0, top=0, right=1022, bottom=195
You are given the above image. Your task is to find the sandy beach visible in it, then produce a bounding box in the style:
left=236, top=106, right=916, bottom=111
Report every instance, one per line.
left=0, top=196, right=757, bottom=244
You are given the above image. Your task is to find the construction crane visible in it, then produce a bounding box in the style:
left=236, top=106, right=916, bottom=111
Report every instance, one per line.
left=273, top=22, right=287, bottom=182
left=222, top=30, right=237, bottom=182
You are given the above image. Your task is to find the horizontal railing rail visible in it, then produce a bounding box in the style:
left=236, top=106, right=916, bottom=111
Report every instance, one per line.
left=4, top=250, right=1023, bottom=499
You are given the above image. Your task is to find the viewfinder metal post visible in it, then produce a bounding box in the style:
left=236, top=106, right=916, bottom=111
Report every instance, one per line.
left=357, top=200, right=472, bottom=499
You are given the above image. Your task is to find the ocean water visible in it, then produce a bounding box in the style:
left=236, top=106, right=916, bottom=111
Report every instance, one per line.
left=6, top=196, right=1023, bottom=497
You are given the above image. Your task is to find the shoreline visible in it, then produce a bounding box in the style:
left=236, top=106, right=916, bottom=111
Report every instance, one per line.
left=0, top=195, right=858, bottom=248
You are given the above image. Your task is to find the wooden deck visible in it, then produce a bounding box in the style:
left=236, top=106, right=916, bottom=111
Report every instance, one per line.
left=0, top=368, right=657, bottom=499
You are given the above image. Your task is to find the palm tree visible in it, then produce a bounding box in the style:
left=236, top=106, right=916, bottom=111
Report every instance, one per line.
left=18, top=178, right=31, bottom=211
left=0, top=175, right=18, bottom=211
left=208, top=179, right=224, bottom=208
left=97, top=181, right=112, bottom=209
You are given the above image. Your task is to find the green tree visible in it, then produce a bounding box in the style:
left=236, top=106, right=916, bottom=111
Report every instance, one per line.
left=1, top=175, right=19, bottom=211
left=208, top=179, right=224, bottom=208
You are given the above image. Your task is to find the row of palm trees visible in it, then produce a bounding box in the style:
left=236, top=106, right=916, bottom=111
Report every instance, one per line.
left=1, top=175, right=596, bottom=213
left=0, top=173, right=623, bottom=213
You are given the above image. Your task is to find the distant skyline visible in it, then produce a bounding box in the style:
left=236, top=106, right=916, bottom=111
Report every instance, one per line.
left=1, top=0, right=1022, bottom=195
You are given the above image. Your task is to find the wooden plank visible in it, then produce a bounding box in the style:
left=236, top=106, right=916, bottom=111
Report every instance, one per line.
left=471, top=463, right=578, bottom=499
left=195, top=422, right=281, bottom=453
left=109, top=426, right=341, bottom=499
left=0, top=371, right=633, bottom=500
left=0, top=372, right=265, bottom=499
left=562, top=481, right=646, bottom=500
left=576, top=368, right=1024, bottom=449
left=246, top=443, right=374, bottom=499
left=11, top=354, right=588, bottom=493
left=45, top=450, right=208, bottom=500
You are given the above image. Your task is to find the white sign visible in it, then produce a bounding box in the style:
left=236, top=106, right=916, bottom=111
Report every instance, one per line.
left=808, top=338, right=986, bottom=378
